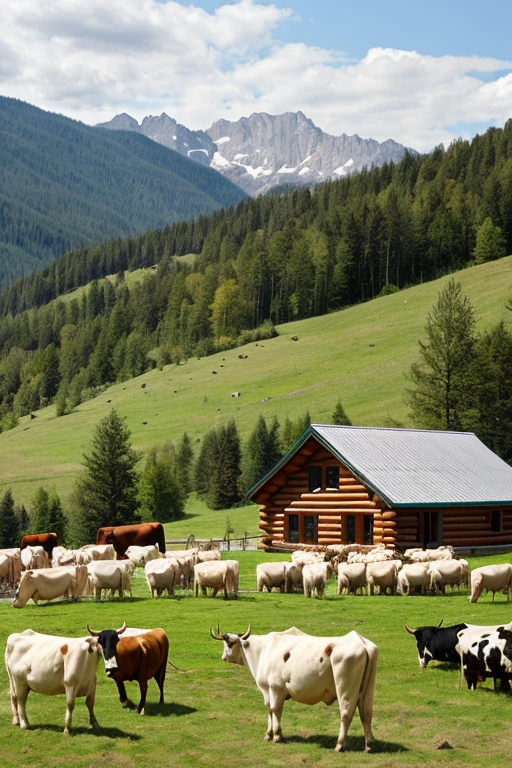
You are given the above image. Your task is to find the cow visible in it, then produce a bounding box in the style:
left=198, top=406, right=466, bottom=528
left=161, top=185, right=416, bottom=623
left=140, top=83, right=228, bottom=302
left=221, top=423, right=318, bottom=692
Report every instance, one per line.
left=428, top=559, right=463, bottom=594
left=284, top=562, right=303, bottom=593
left=193, top=560, right=239, bottom=598
left=86, top=622, right=169, bottom=715
left=405, top=621, right=468, bottom=668
left=256, top=562, right=288, bottom=593
left=291, top=550, right=326, bottom=566
left=0, top=550, right=21, bottom=586
left=86, top=561, right=132, bottom=601
left=20, top=533, right=58, bottom=560
left=13, top=566, right=88, bottom=608
left=456, top=623, right=512, bottom=692
left=303, top=562, right=332, bottom=598
left=80, top=544, right=117, bottom=561
left=337, top=563, right=367, bottom=595
left=397, top=563, right=431, bottom=596
left=196, top=548, right=222, bottom=563
left=96, top=522, right=166, bottom=558
left=366, top=561, right=398, bottom=595
left=469, top=564, right=512, bottom=603
left=145, top=559, right=180, bottom=597
left=125, top=544, right=161, bottom=568
left=210, top=625, right=378, bottom=752
left=5, top=628, right=101, bottom=734
left=20, top=546, right=49, bottom=571
left=404, top=546, right=455, bottom=563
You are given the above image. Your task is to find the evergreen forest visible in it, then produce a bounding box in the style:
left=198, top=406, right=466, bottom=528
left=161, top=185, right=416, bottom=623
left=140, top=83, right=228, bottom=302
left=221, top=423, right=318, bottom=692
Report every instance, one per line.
left=0, top=119, right=511, bottom=437
left=0, top=97, right=247, bottom=285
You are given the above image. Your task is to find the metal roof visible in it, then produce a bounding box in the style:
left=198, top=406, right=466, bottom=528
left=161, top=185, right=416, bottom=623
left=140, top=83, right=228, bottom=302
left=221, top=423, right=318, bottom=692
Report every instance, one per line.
left=249, top=425, right=512, bottom=507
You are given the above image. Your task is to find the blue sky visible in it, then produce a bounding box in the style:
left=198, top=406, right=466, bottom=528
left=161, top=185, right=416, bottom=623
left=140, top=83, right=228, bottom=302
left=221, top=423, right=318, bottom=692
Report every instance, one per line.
left=3, top=0, right=512, bottom=152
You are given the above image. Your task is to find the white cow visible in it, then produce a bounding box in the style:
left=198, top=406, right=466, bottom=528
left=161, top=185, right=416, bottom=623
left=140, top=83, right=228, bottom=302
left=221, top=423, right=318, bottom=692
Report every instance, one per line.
left=0, top=550, right=22, bottom=585
left=256, top=562, right=288, bottom=593
left=366, top=561, right=398, bottom=595
left=337, top=563, right=367, bottom=595
left=145, top=559, right=180, bottom=597
left=469, top=564, right=512, bottom=603
left=397, top=563, right=431, bottom=596
left=193, top=560, right=239, bottom=598
left=303, top=562, right=332, bottom=598
left=13, top=566, right=87, bottom=608
left=196, top=548, right=222, bottom=563
left=86, top=561, right=132, bottom=601
left=81, top=544, right=117, bottom=561
left=291, top=551, right=326, bottom=567
left=125, top=545, right=161, bottom=568
left=20, top=546, right=49, bottom=571
left=210, top=625, right=378, bottom=752
left=428, top=560, right=463, bottom=594
left=5, top=629, right=101, bottom=734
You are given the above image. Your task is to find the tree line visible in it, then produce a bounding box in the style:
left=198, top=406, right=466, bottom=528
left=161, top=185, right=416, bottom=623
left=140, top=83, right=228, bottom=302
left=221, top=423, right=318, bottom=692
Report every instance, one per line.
left=0, top=402, right=352, bottom=547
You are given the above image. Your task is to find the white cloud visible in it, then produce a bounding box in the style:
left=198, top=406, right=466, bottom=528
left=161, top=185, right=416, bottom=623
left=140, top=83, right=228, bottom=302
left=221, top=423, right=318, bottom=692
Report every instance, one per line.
left=1, top=0, right=512, bottom=152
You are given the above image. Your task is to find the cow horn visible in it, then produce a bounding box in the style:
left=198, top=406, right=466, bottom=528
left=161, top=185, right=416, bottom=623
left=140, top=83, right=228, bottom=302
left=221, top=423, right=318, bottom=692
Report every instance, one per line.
left=87, top=624, right=100, bottom=637
left=437, top=619, right=443, bottom=628
left=404, top=623, right=416, bottom=635
left=116, top=621, right=127, bottom=635
left=210, top=623, right=224, bottom=641
left=240, top=625, right=251, bottom=640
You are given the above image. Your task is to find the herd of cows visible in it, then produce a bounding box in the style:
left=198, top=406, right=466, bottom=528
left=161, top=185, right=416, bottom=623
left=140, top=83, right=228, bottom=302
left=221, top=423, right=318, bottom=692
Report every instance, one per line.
left=1, top=526, right=512, bottom=752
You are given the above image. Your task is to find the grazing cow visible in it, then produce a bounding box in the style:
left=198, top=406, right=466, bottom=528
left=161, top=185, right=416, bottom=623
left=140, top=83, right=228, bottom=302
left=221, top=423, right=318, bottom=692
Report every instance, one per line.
left=193, top=560, right=239, bottom=598
left=145, top=559, right=180, bottom=597
left=337, top=563, right=367, bottom=595
left=303, top=562, right=332, bottom=598
left=284, top=562, right=303, bottom=593
left=5, top=629, right=100, bottom=733
left=196, top=548, right=222, bottom=563
left=397, top=563, right=430, bottom=596
left=20, top=546, right=49, bottom=571
left=366, top=561, right=398, bottom=595
left=86, top=561, right=132, bottom=601
left=469, top=564, right=512, bottom=603
left=404, top=546, right=455, bottom=563
left=256, top=562, right=288, bottom=593
left=13, top=566, right=87, bottom=608
left=96, top=522, right=166, bottom=558
left=125, top=544, right=161, bottom=568
left=291, top=550, right=326, bottom=566
left=428, top=560, right=463, bottom=594
left=81, top=544, right=117, bottom=561
left=87, top=622, right=169, bottom=715
left=210, top=625, right=378, bottom=752
left=0, top=550, right=21, bottom=586
left=20, top=533, right=58, bottom=560
left=405, top=621, right=468, bottom=668
left=456, top=623, right=512, bottom=692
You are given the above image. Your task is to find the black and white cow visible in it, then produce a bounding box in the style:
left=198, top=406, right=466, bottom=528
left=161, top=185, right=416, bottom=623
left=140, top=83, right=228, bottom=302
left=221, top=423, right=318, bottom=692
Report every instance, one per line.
left=405, top=621, right=468, bottom=668
left=456, top=624, right=512, bottom=692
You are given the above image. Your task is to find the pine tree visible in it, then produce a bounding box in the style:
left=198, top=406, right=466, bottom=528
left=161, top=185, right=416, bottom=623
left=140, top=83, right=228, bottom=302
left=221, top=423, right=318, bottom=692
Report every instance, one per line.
left=177, top=432, right=194, bottom=495
left=331, top=399, right=352, bottom=426
left=0, top=489, right=19, bottom=548
left=473, top=217, right=507, bottom=264
left=194, top=429, right=219, bottom=499
left=138, top=450, right=185, bottom=523
left=405, top=279, right=477, bottom=430
left=47, top=488, right=67, bottom=542
left=241, top=415, right=282, bottom=493
left=31, top=487, right=50, bottom=533
left=16, top=503, right=29, bottom=539
left=68, top=409, right=140, bottom=546
left=208, top=420, right=242, bottom=510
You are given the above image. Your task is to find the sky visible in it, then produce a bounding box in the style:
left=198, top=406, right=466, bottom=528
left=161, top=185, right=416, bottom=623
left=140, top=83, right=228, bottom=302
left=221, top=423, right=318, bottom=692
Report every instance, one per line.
left=2, top=0, right=512, bottom=153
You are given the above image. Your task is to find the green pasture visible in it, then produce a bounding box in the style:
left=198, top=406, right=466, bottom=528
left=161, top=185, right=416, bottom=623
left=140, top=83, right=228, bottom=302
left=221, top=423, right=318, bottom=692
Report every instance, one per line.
left=0, top=551, right=511, bottom=768
left=2, top=256, right=512, bottom=510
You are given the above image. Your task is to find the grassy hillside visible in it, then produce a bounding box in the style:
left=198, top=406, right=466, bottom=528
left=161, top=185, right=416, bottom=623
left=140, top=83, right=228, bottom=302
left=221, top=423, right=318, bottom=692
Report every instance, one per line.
left=1, top=256, right=512, bottom=518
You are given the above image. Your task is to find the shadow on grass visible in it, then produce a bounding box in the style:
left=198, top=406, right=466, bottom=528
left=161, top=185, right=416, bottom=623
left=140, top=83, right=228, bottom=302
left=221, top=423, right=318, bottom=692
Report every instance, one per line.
left=284, top=734, right=408, bottom=753
left=429, top=662, right=460, bottom=672
left=32, top=724, right=140, bottom=739
left=144, top=701, right=197, bottom=717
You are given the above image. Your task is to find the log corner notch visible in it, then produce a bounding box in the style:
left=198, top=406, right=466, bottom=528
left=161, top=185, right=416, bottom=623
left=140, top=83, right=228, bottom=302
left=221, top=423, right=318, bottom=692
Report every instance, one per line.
left=371, top=506, right=396, bottom=548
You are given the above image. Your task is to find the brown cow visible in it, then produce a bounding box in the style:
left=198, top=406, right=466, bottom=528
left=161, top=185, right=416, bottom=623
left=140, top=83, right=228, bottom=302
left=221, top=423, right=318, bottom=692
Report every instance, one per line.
left=95, top=523, right=166, bottom=558
left=20, top=533, right=58, bottom=561
left=86, top=622, right=168, bottom=715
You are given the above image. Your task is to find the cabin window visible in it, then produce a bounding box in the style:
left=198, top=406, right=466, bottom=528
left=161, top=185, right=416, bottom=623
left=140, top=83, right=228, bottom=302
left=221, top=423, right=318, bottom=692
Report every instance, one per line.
left=304, top=515, right=317, bottom=545
left=308, top=466, right=322, bottom=492
left=347, top=515, right=356, bottom=544
left=491, top=509, right=502, bottom=533
left=326, top=466, right=340, bottom=490
left=288, top=514, right=299, bottom=543
left=363, top=515, right=374, bottom=544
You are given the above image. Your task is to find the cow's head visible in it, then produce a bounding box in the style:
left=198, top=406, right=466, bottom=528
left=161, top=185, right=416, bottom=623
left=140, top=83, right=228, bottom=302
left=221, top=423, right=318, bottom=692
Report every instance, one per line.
left=87, top=621, right=127, bottom=677
left=210, top=624, right=251, bottom=665
left=405, top=621, right=443, bottom=668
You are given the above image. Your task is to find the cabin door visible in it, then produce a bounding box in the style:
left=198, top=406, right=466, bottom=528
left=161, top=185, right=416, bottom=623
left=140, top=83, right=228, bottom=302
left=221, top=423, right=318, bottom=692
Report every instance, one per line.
left=423, top=511, right=442, bottom=547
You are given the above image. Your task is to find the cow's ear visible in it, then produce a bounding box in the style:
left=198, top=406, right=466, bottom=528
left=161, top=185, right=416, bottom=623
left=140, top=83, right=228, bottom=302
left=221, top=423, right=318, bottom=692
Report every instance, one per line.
left=60, top=644, right=68, bottom=656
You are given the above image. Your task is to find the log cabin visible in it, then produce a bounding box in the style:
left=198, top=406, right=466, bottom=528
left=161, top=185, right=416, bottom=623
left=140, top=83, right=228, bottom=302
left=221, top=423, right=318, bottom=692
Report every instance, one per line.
left=249, top=425, right=512, bottom=552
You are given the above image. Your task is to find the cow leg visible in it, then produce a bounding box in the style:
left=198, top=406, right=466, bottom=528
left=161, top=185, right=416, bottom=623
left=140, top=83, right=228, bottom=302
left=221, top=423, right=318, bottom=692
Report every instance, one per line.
left=63, top=685, right=77, bottom=734
left=8, top=678, right=28, bottom=728
left=154, top=662, right=166, bottom=704
left=116, top=680, right=131, bottom=708
left=267, top=687, right=285, bottom=742
left=137, top=680, right=148, bottom=715
left=85, top=684, right=99, bottom=729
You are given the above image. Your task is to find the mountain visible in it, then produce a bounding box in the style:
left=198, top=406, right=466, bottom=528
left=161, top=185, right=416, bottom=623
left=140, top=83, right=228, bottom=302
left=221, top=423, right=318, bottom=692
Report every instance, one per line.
left=98, top=110, right=416, bottom=195
left=0, top=97, right=246, bottom=286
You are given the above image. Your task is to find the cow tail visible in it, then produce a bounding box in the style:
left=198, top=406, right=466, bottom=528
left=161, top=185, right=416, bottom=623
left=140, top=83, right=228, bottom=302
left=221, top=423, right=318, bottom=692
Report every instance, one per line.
left=358, top=638, right=378, bottom=721
left=158, top=525, right=166, bottom=555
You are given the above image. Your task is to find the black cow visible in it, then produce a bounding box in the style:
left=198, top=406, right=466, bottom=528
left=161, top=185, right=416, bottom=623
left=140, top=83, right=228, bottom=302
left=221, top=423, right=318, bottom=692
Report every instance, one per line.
left=405, top=621, right=468, bottom=668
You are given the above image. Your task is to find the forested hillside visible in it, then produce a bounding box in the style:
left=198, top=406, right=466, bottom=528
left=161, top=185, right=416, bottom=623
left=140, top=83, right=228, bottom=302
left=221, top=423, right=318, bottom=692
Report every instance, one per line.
left=0, top=120, right=511, bottom=430
left=0, top=97, right=247, bottom=285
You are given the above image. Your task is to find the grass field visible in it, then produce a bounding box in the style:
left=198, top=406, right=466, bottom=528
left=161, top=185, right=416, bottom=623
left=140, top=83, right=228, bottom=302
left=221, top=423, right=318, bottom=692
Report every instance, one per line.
left=2, top=255, right=512, bottom=511
left=0, top=550, right=511, bottom=768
